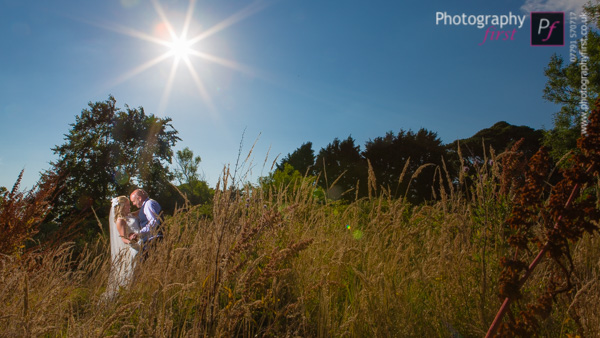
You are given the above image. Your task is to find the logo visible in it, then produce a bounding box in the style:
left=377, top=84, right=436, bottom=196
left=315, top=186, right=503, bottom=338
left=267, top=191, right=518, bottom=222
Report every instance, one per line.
left=531, top=12, right=564, bottom=46
left=435, top=11, right=527, bottom=46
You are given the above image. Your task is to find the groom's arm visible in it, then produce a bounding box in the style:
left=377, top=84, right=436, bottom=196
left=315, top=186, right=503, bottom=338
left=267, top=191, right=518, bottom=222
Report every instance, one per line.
left=139, top=200, right=162, bottom=234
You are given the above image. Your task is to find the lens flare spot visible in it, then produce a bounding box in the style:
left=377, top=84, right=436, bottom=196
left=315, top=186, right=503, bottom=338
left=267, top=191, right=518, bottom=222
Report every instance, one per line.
left=153, top=22, right=170, bottom=40
left=114, top=172, right=130, bottom=186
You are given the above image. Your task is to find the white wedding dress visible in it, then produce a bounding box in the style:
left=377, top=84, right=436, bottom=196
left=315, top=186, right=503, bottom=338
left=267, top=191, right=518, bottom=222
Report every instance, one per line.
left=106, top=207, right=141, bottom=297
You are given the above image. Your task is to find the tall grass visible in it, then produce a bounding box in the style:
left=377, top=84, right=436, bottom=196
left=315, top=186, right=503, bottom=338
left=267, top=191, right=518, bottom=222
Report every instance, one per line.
left=1, top=151, right=598, bottom=337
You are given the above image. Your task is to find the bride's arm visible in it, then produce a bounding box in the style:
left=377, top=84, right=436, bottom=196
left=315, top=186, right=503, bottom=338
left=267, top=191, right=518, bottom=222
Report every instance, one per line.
left=116, top=219, right=133, bottom=244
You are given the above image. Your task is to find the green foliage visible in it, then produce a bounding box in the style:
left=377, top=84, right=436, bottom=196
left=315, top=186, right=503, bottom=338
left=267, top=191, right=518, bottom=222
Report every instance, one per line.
left=542, top=29, right=600, bottom=159
left=585, top=0, right=600, bottom=29
left=276, top=141, right=315, bottom=176
left=161, top=146, right=214, bottom=214
left=260, top=163, right=324, bottom=202
left=260, top=163, right=303, bottom=189
left=176, top=180, right=214, bottom=207
left=174, top=146, right=202, bottom=186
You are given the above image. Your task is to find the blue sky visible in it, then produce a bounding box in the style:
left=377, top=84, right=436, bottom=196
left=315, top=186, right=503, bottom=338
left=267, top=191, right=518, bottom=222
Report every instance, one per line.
left=0, top=0, right=589, bottom=189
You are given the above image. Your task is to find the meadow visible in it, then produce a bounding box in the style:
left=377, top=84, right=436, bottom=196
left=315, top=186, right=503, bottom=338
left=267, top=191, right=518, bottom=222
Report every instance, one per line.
left=2, top=142, right=599, bottom=338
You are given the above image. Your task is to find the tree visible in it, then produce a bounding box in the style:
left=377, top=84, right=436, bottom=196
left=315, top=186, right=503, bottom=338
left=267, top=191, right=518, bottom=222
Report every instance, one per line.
left=261, top=163, right=304, bottom=191
left=314, top=136, right=367, bottom=201
left=447, top=121, right=543, bottom=163
left=542, top=4, right=600, bottom=159
left=174, top=147, right=202, bottom=186
left=173, top=180, right=214, bottom=208
left=260, top=163, right=324, bottom=202
left=276, top=142, right=315, bottom=176
left=261, top=142, right=321, bottom=201
left=169, top=147, right=213, bottom=209
left=363, top=128, right=446, bottom=203
left=586, top=0, right=600, bottom=25
left=40, top=96, right=180, bottom=241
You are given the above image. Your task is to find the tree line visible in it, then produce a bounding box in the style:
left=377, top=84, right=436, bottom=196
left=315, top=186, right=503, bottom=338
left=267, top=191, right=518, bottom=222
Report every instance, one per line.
left=262, top=122, right=543, bottom=204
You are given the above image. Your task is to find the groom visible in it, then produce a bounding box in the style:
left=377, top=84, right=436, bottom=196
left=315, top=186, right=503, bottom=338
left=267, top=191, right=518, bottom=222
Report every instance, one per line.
left=129, top=189, right=163, bottom=247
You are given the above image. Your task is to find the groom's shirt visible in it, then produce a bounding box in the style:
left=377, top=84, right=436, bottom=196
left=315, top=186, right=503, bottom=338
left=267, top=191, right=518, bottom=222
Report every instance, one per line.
left=139, top=198, right=162, bottom=237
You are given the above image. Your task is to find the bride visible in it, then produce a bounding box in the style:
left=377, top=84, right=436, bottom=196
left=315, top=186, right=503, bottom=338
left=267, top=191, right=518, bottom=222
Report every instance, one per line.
left=107, top=196, right=141, bottom=296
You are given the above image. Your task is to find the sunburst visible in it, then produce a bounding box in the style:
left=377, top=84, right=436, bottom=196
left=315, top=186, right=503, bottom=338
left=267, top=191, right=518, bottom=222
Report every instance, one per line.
left=168, top=37, right=193, bottom=60
left=103, top=0, right=268, bottom=115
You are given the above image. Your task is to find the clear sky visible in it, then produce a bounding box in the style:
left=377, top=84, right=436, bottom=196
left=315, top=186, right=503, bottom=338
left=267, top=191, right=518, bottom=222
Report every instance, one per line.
left=0, top=0, right=589, bottom=190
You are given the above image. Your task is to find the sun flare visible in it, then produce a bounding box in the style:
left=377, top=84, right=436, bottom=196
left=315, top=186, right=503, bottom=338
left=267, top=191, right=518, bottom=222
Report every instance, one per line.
left=103, top=0, right=268, bottom=114
left=169, top=36, right=193, bottom=60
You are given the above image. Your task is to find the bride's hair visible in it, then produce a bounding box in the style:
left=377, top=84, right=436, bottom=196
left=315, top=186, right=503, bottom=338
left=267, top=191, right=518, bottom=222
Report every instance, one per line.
left=113, top=196, right=130, bottom=221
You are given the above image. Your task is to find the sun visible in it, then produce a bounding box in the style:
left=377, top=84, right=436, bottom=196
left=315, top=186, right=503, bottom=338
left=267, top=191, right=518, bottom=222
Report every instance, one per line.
left=102, top=0, right=268, bottom=114
left=168, top=36, right=193, bottom=60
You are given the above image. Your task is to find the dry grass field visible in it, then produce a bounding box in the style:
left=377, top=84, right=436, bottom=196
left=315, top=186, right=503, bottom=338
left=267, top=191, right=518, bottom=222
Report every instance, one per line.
left=1, top=153, right=599, bottom=337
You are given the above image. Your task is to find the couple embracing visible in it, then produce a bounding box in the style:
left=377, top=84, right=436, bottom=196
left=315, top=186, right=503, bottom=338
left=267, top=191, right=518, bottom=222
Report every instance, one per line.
left=106, top=189, right=162, bottom=295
